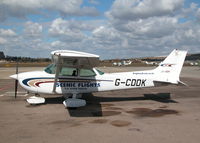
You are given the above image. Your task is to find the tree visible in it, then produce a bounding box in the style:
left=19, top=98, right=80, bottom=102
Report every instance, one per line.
left=0, top=51, right=5, bottom=59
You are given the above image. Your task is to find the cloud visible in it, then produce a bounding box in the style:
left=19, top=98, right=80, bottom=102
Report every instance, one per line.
left=48, top=18, right=86, bottom=42
left=106, top=0, right=184, bottom=21
left=91, top=0, right=199, bottom=58
left=0, top=29, right=16, bottom=37
left=0, top=0, right=99, bottom=21
left=50, top=40, right=66, bottom=48
left=196, top=8, right=200, bottom=20
left=24, top=21, right=43, bottom=37
left=174, top=22, right=200, bottom=46
left=1, top=0, right=200, bottom=59
left=92, top=26, right=122, bottom=46
left=89, top=0, right=99, bottom=5
left=0, top=28, right=16, bottom=47
left=0, top=37, right=7, bottom=44
left=114, top=16, right=178, bottom=39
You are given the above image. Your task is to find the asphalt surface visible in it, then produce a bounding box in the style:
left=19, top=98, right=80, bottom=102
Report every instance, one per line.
left=0, top=66, right=200, bottom=143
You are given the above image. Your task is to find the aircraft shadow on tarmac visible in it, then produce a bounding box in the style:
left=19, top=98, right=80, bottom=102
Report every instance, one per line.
left=44, top=92, right=178, bottom=117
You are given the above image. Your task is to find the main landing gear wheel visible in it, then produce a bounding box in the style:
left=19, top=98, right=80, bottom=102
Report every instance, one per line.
left=63, top=93, right=86, bottom=108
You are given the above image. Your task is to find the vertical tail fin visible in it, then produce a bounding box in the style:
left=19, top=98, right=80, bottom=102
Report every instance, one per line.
left=154, top=49, right=187, bottom=84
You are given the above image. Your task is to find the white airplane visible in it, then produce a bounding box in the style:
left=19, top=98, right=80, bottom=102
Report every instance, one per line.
left=113, top=60, right=132, bottom=66
left=122, top=60, right=132, bottom=66
left=10, top=49, right=187, bottom=108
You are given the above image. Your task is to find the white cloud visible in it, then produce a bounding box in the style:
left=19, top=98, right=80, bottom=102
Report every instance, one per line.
left=24, top=21, right=43, bottom=37
left=92, top=26, right=122, bottom=45
left=0, top=29, right=16, bottom=36
left=0, top=0, right=99, bottom=21
left=0, top=37, right=7, bottom=44
left=196, top=8, right=200, bottom=20
left=1, top=0, right=200, bottom=59
left=106, top=0, right=184, bottom=21
left=49, top=18, right=86, bottom=42
left=89, top=0, right=99, bottom=5
left=116, top=16, right=178, bottom=39
left=50, top=40, right=66, bottom=48
left=92, top=26, right=105, bottom=34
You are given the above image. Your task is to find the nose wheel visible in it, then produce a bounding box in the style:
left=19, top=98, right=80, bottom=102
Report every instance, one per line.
left=26, top=94, right=45, bottom=105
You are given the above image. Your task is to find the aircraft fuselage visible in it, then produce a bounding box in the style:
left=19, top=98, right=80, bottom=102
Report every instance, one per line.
left=15, top=68, right=156, bottom=96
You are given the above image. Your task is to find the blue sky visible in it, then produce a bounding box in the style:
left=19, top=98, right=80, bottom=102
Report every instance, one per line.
left=0, top=0, right=200, bottom=59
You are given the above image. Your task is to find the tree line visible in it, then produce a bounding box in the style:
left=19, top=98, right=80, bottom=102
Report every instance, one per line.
left=5, top=56, right=51, bottom=62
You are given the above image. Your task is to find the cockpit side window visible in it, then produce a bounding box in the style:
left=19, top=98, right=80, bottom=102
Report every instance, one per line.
left=79, top=69, right=96, bottom=77
left=59, top=67, right=77, bottom=76
left=45, top=64, right=97, bottom=77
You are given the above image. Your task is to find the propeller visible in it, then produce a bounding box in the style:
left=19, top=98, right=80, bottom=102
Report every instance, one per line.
left=14, top=62, right=19, bottom=98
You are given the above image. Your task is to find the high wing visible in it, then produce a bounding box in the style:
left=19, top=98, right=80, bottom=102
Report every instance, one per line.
left=51, top=50, right=100, bottom=92
left=51, top=50, right=99, bottom=68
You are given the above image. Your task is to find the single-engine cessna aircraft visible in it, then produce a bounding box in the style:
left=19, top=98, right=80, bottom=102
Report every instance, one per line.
left=10, top=49, right=187, bottom=108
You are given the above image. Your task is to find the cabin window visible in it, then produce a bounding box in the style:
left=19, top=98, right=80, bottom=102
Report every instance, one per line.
left=59, top=67, right=77, bottom=76
left=44, top=64, right=55, bottom=74
left=45, top=65, right=97, bottom=77
left=79, top=69, right=96, bottom=77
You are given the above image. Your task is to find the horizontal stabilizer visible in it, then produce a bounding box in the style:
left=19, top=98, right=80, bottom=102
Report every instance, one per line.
left=178, top=80, right=188, bottom=86
left=153, top=80, right=187, bottom=86
left=153, top=80, right=174, bottom=86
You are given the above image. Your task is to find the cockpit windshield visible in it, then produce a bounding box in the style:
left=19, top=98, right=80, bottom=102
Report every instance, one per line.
left=44, top=64, right=55, bottom=74
left=96, top=69, right=104, bottom=75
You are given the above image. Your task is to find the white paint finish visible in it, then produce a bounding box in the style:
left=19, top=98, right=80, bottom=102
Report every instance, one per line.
left=51, top=50, right=99, bottom=58
left=26, top=96, right=45, bottom=104
left=10, top=49, right=187, bottom=97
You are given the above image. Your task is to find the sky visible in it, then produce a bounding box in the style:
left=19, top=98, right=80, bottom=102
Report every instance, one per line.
left=0, top=0, right=200, bottom=59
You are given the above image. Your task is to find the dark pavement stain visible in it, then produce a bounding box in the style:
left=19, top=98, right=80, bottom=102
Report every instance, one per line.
left=92, top=111, right=121, bottom=117
left=49, top=119, right=82, bottom=127
left=50, top=120, right=72, bottom=125
left=110, top=120, right=131, bottom=127
left=26, top=104, right=44, bottom=108
left=89, top=119, right=108, bottom=124
left=128, top=128, right=141, bottom=132
left=159, top=105, right=168, bottom=108
left=104, top=107, right=123, bottom=110
left=126, top=108, right=179, bottom=117
left=69, top=123, right=82, bottom=127
left=101, top=103, right=114, bottom=107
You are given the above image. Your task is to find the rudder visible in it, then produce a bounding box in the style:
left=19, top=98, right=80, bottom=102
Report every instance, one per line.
left=154, top=49, right=187, bottom=84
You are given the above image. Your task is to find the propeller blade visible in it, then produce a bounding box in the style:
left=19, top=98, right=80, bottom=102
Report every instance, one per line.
left=16, top=61, right=18, bottom=74
left=14, top=62, right=19, bottom=98
left=14, top=79, right=18, bottom=98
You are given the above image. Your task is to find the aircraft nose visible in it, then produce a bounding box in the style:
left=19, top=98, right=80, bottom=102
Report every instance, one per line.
left=10, top=74, right=18, bottom=80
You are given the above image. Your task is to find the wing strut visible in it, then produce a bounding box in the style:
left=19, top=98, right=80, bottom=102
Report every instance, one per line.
left=53, top=54, right=61, bottom=93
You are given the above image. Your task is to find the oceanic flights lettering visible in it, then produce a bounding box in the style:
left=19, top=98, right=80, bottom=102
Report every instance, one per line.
left=115, top=79, right=146, bottom=87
